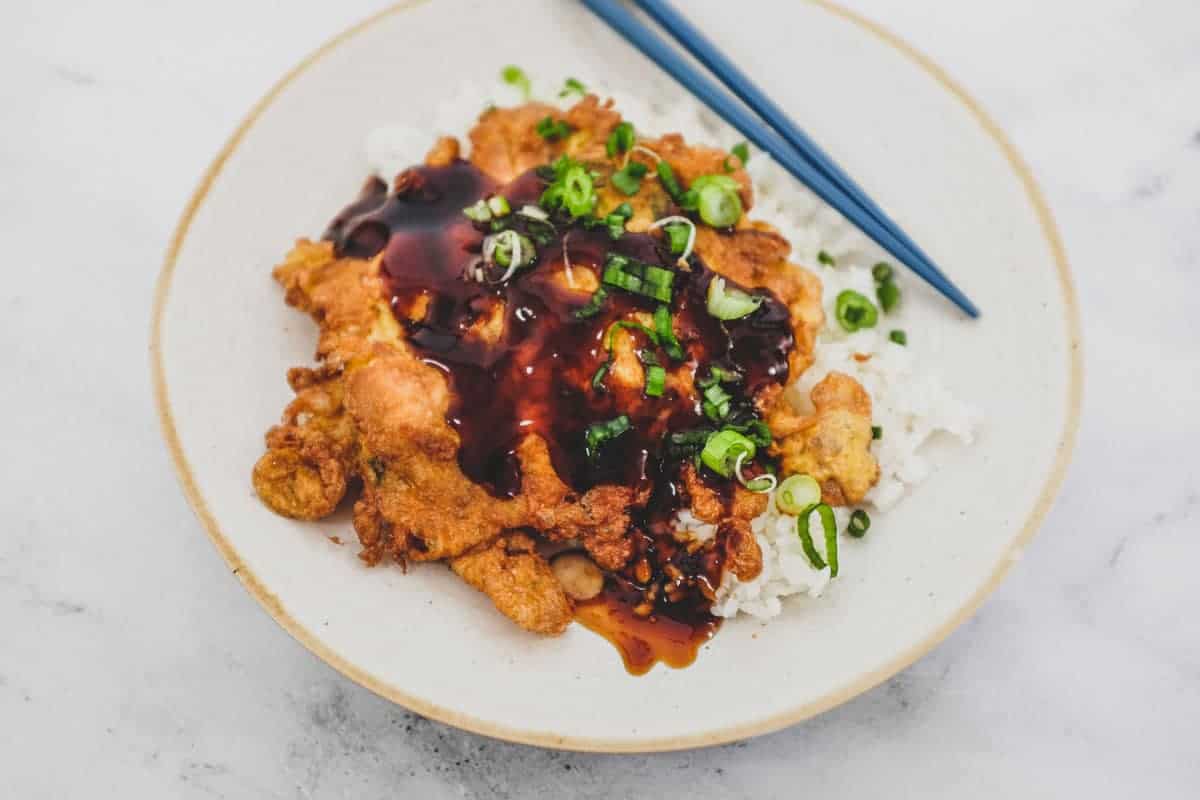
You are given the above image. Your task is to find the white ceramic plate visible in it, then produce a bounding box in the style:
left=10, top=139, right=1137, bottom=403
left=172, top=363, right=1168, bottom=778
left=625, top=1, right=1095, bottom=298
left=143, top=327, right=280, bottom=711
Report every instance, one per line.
left=152, top=0, right=1081, bottom=751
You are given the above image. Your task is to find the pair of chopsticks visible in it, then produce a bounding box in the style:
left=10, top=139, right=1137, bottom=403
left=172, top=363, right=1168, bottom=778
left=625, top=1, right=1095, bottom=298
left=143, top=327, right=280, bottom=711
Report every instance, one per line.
left=580, top=0, right=979, bottom=318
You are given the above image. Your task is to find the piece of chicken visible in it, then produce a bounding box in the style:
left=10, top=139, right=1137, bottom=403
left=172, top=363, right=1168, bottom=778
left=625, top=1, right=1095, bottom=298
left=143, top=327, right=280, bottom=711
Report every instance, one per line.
left=693, top=224, right=824, bottom=377
left=767, top=372, right=880, bottom=506
left=450, top=532, right=573, bottom=635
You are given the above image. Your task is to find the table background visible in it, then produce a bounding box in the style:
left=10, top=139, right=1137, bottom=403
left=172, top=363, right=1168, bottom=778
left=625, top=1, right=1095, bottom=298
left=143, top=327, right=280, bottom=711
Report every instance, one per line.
left=3, top=0, right=1198, bottom=797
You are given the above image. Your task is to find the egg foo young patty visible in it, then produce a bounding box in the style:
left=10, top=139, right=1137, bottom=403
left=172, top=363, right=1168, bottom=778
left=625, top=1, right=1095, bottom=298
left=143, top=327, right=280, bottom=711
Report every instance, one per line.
left=252, top=91, right=878, bottom=669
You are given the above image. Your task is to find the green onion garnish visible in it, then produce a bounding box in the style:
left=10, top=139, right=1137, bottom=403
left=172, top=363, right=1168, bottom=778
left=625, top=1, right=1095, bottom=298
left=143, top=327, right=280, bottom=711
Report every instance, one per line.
left=871, top=425, right=882, bottom=440
left=798, top=503, right=838, bottom=575
left=574, top=287, right=608, bottom=319
left=848, top=509, right=871, bottom=538
left=702, top=383, right=733, bottom=421
left=601, top=254, right=675, bottom=302
left=731, top=142, right=750, bottom=165
left=776, top=474, right=821, bottom=515
left=606, top=122, right=636, bottom=157
left=584, top=415, right=631, bottom=460
left=817, top=250, right=836, bottom=267
left=535, top=116, right=573, bottom=141
left=691, top=175, right=743, bottom=227
left=610, top=161, right=648, bottom=195
left=699, top=429, right=756, bottom=478
left=562, top=165, right=597, bottom=217
left=657, top=160, right=683, bottom=199
left=591, top=362, right=610, bottom=392
left=889, top=329, right=907, bottom=346
left=706, top=277, right=763, bottom=320
left=501, top=65, right=531, bottom=99
left=872, top=262, right=894, bottom=283
left=834, top=290, right=879, bottom=332
left=877, top=281, right=901, bottom=313
left=644, top=364, right=667, bottom=397
left=487, top=195, right=511, bottom=217
left=559, top=77, right=586, bottom=98
left=463, top=199, right=492, bottom=223
left=653, top=304, right=685, bottom=360
left=664, top=223, right=690, bottom=255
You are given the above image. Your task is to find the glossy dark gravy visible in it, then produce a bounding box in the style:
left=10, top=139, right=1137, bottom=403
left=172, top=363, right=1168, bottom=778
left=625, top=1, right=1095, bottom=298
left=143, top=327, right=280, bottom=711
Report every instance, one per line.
left=327, top=161, right=794, bottom=673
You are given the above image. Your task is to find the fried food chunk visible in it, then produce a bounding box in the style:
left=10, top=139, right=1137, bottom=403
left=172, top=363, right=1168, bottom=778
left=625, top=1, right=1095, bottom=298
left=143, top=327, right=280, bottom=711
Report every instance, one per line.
left=644, top=133, right=754, bottom=210
left=451, top=533, right=573, bottom=635
left=767, top=372, right=880, bottom=506
left=694, top=224, right=824, bottom=376
left=469, top=102, right=564, bottom=183
left=253, top=366, right=357, bottom=520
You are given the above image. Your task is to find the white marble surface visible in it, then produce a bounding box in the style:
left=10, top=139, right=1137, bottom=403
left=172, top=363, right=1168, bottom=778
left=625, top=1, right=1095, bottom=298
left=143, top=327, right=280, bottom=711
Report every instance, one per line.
left=3, top=0, right=1198, bottom=796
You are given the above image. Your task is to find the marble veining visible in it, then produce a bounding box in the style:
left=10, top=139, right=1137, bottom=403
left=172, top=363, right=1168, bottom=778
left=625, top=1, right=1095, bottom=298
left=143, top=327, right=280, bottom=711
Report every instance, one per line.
left=2, top=0, right=1198, bottom=797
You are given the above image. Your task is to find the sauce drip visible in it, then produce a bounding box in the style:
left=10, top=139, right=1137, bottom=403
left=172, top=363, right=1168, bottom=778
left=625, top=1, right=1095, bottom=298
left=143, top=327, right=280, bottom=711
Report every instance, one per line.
left=327, top=160, right=794, bottom=673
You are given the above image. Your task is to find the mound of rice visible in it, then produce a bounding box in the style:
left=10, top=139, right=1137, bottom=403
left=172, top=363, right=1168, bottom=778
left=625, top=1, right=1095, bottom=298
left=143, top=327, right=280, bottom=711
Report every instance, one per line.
left=366, top=77, right=982, bottom=623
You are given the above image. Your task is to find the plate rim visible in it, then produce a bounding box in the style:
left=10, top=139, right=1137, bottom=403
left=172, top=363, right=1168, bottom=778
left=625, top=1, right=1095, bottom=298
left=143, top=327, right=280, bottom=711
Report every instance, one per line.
left=149, top=0, right=1084, bottom=753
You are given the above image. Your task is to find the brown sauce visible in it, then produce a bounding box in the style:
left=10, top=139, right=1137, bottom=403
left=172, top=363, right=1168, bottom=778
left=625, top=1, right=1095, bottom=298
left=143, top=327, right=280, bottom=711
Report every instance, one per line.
left=575, top=585, right=720, bottom=675
left=327, top=160, right=793, bottom=673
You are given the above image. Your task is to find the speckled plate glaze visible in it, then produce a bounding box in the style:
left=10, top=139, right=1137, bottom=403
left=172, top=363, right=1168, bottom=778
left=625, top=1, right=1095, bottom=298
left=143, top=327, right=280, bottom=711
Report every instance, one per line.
left=151, top=0, right=1081, bottom=751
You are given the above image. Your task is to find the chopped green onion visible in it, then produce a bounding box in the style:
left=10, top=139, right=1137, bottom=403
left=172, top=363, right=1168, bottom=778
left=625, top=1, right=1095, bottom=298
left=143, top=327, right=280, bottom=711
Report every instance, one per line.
left=834, top=290, right=879, bottom=332
left=463, top=199, right=492, bottom=223
left=612, top=202, right=634, bottom=219
left=656, top=160, right=683, bottom=199
left=491, top=232, right=536, bottom=275
left=700, top=429, right=756, bottom=478
left=487, top=195, right=511, bottom=217
left=559, top=77, right=586, bottom=98
left=517, top=204, right=550, bottom=222
left=591, top=362, right=610, bottom=392
left=706, top=277, right=763, bottom=320
left=653, top=304, right=685, bottom=360
left=644, top=365, right=667, bottom=397
left=848, top=509, right=871, bottom=538
left=664, top=223, right=690, bottom=255
left=798, top=503, right=838, bottom=575
left=702, top=382, right=733, bottom=421
left=872, top=262, right=894, bottom=283
left=601, top=254, right=675, bottom=302
left=562, top=165, right=596, bottom=217
left=611, top=161, right=648, bottom=195
left=584, top=415, right=631, bottom=460
left=574, top=287, right=608, bottom=319
left=877, top=281, right=901, bottom=312
left=606, top=122, right=635, bottom=157
left=731, top=142, right=750, bottom=165
left=776, top=474, right=821, bottom=515
left=817, top=250, right=836, bottom=267
left=604, top=320, right=658, bottom=351
left=500, top=65, right=531, bottom=99
left=697, top=364, right=741, bottom=388
left=535, top=116, right=573, bottom=141
left=889, top=329, right=907, bottom=346
left=678, top=188, right=699, bottom=212
left=649, top=215, right=697, bottom=263
left=871, top=425, right=882, bottom=440
left=691, top=175, right=743, bottom=228
left=665, top=428, right=714, bottom=463
left=734, top=449, right=776, bottom=493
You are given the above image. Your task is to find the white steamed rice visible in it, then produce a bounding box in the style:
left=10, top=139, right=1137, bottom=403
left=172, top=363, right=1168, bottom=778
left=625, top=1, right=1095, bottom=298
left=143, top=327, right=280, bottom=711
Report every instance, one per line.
left=365, top=77, right=982, bottom=623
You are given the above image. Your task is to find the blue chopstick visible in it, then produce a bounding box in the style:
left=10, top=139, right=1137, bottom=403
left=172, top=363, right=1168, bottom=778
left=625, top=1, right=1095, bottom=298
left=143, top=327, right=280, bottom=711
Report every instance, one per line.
left=580, top=0, right=980, bottom=318
left=632, top=0, right=976, bottom=318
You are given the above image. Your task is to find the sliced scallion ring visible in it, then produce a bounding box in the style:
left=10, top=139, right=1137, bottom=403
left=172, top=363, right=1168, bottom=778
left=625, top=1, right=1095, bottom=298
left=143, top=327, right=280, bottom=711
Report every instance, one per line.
left=487, top=195, right=511, bottom=217
left=776, top=474, right=821, bottom=515
left=848, top=509, right=871, bottom=538
left=700, top=429, right=756, bottom=478
left=584, top=415, right=631, bottom=460
left=691, top=175, right=743, bottom=227
left=706, top=277, right=763, bottom=320
left=798, top=502, right=838, bottom=575
left=834, top=290, right=879, bottom=332
left=517, top=204, right=549, bottom=222
left=463, top=199, right=492, bottom=223
left=648, top=215, right=696, bottom=265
